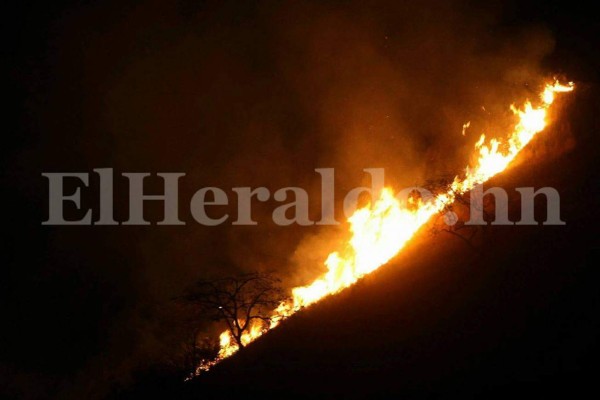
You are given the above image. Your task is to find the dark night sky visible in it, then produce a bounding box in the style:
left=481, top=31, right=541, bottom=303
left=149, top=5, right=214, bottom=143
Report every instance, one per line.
left=2, top=1, right=599, bottom=398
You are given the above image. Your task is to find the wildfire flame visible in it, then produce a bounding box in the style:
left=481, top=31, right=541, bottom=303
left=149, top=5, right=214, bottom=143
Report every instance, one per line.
left=195, top=79, right=574, bottom=374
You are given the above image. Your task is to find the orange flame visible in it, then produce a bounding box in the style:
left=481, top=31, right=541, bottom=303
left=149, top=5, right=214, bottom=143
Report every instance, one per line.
left=195, top=79, right=574, bottom=374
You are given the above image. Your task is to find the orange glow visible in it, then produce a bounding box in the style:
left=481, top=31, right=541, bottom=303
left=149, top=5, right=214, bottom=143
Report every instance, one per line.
left=195, top=79, right=574, bottom=374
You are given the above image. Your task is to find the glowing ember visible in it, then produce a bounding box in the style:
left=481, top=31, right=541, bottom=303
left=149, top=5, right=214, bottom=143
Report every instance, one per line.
left=195, top=79, right=574, bottom=374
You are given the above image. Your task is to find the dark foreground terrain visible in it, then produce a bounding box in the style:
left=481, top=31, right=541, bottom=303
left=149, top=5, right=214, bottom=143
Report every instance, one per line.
left=124, top=88, right=599, bottom=398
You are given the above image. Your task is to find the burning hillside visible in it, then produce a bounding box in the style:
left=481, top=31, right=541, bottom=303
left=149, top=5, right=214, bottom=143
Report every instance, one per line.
left=194, top=79, right=574, bottom=374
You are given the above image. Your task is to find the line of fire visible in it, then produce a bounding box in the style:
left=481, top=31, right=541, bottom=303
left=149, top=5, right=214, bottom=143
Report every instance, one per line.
left=187, top=80, right=574, bottom=374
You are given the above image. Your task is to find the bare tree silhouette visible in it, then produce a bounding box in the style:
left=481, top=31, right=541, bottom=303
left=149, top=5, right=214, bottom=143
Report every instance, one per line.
left=425, top=177, right=495, bottom=251
left=183, top=273, right=285, bottom=350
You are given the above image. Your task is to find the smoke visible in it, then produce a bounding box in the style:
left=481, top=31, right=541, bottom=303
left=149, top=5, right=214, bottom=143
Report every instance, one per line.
left=4, top=0, right=559, bottom=398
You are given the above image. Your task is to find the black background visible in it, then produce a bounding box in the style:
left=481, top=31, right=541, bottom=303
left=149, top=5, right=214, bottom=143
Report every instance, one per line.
left=3, top=1, right=599, bottom=398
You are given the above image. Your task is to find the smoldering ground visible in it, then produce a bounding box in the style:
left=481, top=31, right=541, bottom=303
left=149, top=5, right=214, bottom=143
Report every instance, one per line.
left=3, top=0, right=584, bottom=398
